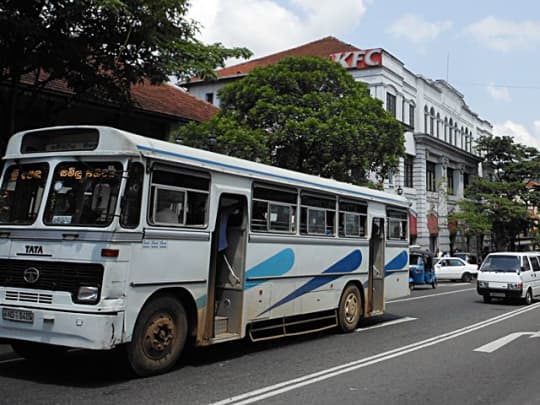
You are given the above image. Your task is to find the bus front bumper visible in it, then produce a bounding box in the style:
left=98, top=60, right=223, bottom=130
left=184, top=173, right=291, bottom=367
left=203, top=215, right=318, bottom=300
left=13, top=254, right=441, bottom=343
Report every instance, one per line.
left=0, top=305, right=125, bottom=350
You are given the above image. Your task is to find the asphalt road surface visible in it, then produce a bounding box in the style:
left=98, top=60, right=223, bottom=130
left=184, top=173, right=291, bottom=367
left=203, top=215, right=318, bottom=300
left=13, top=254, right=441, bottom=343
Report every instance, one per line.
left=1, top=282, right=540, bottom=405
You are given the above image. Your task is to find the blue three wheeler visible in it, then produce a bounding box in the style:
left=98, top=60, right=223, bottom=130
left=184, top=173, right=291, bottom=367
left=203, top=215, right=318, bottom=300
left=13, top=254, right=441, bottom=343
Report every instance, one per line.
left=409, top=248, right=437, bottom=289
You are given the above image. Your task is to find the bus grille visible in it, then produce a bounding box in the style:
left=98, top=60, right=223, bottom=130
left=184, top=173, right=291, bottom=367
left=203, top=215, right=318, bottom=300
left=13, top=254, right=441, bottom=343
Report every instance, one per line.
left=0, top=260, right=103, bottom=295
left=5, top=290, right=54, bottom=304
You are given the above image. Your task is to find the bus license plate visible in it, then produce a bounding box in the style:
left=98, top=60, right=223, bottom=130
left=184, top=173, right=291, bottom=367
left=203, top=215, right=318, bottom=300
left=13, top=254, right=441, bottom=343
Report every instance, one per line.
left=2, top=308, right=34, bottom=323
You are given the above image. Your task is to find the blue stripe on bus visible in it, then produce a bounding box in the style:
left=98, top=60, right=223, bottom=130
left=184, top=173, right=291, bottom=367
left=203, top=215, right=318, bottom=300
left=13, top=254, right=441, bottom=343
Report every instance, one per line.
left=245, top=248, right=295, bottom=289
left=258, top=249, right=362, bottom=316
left=384, top=250, right=409, bottom=274
left=136, top=144, right=404, bottom=205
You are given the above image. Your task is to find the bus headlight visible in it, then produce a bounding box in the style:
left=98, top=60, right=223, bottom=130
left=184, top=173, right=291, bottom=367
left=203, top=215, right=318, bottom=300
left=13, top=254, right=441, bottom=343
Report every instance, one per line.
left=507, top=282, right=522, bottom=290
left=478, top=281, right=488, bottom=288
left=76, top=286, right=100, bottom=304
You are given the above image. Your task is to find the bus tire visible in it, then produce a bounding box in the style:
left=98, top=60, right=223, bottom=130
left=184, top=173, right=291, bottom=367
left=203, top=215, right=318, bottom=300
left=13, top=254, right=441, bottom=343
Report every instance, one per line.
left=338, top=284, right=362, bottom=332
left=127, top=295, right=188, bottom=377
left=11, top=341, right=67, bottom=362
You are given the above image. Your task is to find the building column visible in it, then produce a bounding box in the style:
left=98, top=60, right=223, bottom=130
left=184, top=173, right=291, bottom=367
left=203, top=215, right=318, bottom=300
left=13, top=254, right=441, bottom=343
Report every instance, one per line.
left=436, top=158, right=450, bottom=254
left=413, top=144, right=429, bottom=249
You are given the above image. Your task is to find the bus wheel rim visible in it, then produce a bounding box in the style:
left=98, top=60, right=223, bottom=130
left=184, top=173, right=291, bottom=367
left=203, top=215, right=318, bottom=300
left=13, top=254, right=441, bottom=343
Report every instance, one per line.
left=344, top=293, right=359, bottom=323
left=143, top=315, right=176, bottom=359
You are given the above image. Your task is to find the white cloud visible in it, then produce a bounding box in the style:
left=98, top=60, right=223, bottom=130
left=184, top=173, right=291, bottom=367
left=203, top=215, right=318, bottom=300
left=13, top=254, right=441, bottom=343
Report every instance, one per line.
left=387, top=14, right=453, bottom=45
left=486, top=83, right=511, bottom=102
left=493, top=121, right=540, bottom=150
left=188, top=0, right=368, bottom=58
left=464, top=16, right=540, bottom=52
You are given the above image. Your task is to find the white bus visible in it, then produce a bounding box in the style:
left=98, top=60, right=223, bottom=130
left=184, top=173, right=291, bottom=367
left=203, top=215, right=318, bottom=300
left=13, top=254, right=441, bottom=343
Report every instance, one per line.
left=0, top=126, right=410, bottom=376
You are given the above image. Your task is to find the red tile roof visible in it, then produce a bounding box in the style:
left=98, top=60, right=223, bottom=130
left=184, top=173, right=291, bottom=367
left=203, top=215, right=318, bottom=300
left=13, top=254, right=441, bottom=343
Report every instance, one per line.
left=130, top=81, right=219, bottom=122
left=18, top=72, right=218, bottom=122
left=213, top=36, right=361, bottom=80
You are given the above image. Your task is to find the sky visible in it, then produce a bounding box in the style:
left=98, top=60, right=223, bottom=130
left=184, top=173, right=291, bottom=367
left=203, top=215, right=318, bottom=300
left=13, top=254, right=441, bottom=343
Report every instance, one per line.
left=188, top=0, right=540, bottom=148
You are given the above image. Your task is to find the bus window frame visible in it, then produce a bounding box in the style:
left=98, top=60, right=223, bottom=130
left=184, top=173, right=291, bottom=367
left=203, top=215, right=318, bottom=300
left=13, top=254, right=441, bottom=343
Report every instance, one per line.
left=251, top=182, right=298, bottom=235
left=148, top=165, right=210, bottom=229
left=386, top=208, right=408, bottom=241
left=338, top=198, right=367, bottom=238
left=268, top=201, right=295, bottom=233
left=300, top=191, right=336, bottom=237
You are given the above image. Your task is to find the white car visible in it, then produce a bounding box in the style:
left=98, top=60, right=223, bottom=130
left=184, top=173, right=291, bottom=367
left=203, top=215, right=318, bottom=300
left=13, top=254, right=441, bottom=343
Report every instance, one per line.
left=434, top=257, right=478, bottom=282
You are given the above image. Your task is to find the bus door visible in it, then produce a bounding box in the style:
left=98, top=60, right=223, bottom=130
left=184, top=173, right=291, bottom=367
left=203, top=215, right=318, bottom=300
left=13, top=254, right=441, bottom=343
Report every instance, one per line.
left=369, top=217, right=385, bottom=315
left=206, top=194, right=247, bottom=340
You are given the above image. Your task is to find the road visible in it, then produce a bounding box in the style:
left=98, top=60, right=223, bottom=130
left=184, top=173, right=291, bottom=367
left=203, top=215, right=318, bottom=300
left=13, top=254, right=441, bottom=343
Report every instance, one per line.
left=1, top=282, right=540, bottom=404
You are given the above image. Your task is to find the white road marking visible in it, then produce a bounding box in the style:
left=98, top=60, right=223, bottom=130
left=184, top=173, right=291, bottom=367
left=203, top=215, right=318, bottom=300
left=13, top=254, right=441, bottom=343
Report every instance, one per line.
left=356, top=316, right=417, bottom=332
left=210, top=302, right=540, bottom=405
left=0, top=357, right=23, bottom=365
left=387, top=287, right=475, bottom=303
left=474, top=331, right=540, bottom=353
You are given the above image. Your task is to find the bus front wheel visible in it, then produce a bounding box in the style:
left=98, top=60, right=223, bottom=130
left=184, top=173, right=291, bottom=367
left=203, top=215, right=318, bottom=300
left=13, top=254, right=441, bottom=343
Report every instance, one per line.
left=338, top=284, right=362, bottom=332
left=127, top=295, right=188, bottom=377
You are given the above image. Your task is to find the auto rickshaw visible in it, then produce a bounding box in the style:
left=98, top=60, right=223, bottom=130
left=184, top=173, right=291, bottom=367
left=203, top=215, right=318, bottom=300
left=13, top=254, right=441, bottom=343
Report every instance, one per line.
left=409, top=248, right=437, bottom=289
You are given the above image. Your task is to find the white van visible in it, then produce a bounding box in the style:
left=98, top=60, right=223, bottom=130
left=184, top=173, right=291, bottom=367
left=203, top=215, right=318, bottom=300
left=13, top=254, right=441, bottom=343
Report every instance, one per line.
left=477, top=252, right=540, bottom=304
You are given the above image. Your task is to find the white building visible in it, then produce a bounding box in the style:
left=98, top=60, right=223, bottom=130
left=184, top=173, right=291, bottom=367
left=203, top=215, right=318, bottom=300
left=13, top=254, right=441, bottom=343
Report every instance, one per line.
left=183, top=37, right=493, bottom=255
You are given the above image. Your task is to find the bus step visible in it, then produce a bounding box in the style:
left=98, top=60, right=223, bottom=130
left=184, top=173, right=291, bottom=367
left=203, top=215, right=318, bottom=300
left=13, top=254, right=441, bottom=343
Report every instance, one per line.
left=214, top=316, right=229, bottom=335
left=211, top=332, right=240, bottom=344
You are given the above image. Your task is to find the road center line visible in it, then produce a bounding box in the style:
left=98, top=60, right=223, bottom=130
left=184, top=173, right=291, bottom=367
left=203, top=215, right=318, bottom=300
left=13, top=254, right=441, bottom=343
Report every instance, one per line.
left=210, top=302, right=540, bottom=405
left=388, top=287, right=475, bottom=303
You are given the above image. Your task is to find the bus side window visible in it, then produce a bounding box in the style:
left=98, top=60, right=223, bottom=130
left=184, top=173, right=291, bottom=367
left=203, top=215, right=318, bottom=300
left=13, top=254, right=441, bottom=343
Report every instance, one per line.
left=120, top=162, right=144, bottom=228
left=386, top=208, right=408, bottom=240
left=149, top=166, right=209, bottom=227
left=251, top=183, right=297, bottom=233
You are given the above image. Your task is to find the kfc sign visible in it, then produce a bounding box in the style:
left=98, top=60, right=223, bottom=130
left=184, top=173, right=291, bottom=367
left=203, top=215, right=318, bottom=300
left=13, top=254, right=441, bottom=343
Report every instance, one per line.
left=329, top=49, right=382, bottom=70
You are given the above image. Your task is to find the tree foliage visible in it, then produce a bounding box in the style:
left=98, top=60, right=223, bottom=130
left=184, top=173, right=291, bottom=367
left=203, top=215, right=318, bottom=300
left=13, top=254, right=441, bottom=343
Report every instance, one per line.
left=455, top=135, right=540, bottom=251
left=177, top=56, right=404, bottom=185
left=0, top=0, right=251, bottom=143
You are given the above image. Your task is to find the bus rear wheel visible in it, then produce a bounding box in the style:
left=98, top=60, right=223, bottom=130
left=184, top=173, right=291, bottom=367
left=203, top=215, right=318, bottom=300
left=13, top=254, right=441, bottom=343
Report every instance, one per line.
left=127, top=295, right=188, bottom=377
left=338, top=285, right=362, bottom=332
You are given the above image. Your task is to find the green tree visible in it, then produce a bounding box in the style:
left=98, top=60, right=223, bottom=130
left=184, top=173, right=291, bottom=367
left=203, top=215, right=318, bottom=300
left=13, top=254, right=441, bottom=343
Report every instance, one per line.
left=177, top=56, right=404, bottom=185
left=455, top=135, right=540, bottom=251
left=0, top=0, right=251, bottom=148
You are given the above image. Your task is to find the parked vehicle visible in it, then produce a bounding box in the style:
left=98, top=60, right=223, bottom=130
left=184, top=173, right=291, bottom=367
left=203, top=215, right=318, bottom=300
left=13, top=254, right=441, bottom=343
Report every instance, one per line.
left=477, top=252, right=540, bottom=304
left=434, top=257, right=478, bottom=282
left=453, top=252, right=479, bottom=265
left=409, top=249, right=436, bottom=289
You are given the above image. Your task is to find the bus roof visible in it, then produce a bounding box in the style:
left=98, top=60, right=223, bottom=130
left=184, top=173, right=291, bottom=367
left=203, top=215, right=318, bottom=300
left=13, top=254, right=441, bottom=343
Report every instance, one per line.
left=6, top=125, right=409, bottom=207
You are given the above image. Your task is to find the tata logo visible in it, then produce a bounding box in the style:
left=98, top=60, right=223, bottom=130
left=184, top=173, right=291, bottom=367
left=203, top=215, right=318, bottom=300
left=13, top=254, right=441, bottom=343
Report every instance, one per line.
left=23, top=267, right=40, bottom=284
left=25, top=245, right=44, bottom=255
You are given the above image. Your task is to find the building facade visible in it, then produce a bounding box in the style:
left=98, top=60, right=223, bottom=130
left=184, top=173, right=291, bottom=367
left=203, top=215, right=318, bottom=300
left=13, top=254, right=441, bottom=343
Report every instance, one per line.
left=184, top=37, right=493, bottom=255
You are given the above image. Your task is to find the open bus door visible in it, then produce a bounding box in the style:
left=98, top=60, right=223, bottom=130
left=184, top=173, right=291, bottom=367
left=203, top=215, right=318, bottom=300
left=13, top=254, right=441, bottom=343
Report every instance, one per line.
left=205, top=194, right=247, bottom=341
left=369, top=217, right=385, bottom=315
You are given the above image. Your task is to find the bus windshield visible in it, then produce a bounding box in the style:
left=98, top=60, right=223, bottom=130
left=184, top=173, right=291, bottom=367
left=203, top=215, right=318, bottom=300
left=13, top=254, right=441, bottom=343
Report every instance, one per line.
left=0, top=163, right=49, bottom=225
left=44, top=161, right=123, bottom=226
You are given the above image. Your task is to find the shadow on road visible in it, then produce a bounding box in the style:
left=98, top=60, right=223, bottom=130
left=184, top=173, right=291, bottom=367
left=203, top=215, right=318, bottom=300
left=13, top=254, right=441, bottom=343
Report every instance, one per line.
left=0, top=313, right=403, bottom=386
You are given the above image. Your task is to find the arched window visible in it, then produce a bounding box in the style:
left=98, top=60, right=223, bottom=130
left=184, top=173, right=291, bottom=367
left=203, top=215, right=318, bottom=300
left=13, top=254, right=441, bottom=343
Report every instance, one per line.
left=461, top=126, right=465, bottom=149
left=430, top=107, right=435, bottom=135
left=424, top=105, right=429, bottom=133
left=444, top=117, right=448, bottom=142
left=449, top=118, right=454, bottom=144
left=436, top=113, right=441, bottom=138
left=454, top=123, right=458, bottom=146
